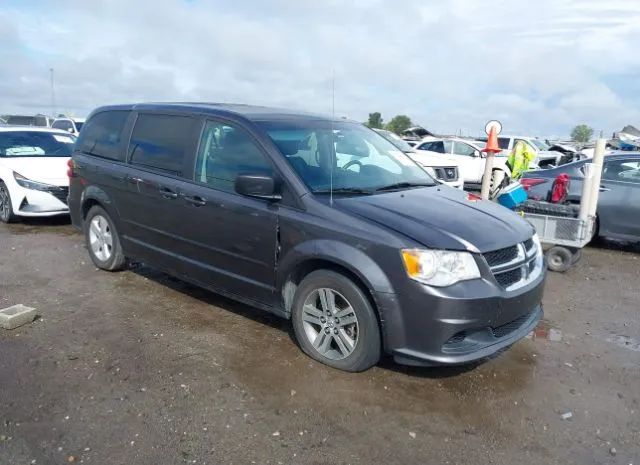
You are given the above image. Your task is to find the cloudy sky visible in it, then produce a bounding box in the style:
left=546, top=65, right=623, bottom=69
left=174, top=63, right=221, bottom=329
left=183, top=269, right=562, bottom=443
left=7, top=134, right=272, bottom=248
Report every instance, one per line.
left=1, top=0, right=639, bottom=138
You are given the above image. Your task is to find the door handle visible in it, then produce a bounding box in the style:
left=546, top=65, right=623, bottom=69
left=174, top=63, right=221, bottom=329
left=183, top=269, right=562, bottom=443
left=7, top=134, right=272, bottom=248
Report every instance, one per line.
left=159, top=186, right=178, bottom=199
left=126, top=175, right=144, bottom=184
left=182, top=194, right=206, bottom=207
left=599, top=186, right=610, bottom=192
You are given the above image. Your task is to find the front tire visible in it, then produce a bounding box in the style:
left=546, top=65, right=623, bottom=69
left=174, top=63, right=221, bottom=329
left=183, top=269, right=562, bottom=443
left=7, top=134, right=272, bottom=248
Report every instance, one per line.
left=291, top=270, right=381, bottom=372
left=84, top=205, right=126, bottom=271
left=0, top=181, right=18, bottom=223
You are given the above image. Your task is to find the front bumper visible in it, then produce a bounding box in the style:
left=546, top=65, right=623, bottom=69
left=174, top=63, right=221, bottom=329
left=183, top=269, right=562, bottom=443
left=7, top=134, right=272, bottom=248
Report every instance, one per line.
left=377, top=264, right=546, bottom=366
left=11, top=184, right=69, bottom=217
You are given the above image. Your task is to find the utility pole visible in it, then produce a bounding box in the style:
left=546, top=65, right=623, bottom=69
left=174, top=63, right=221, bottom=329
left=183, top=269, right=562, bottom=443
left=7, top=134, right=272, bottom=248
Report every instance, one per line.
left=50, top=68, right=56, bottom=117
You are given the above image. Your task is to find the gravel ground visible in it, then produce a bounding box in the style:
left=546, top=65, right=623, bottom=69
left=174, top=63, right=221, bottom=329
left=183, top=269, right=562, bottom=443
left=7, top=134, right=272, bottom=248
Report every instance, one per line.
left=1, top=218, right=638, bottom=465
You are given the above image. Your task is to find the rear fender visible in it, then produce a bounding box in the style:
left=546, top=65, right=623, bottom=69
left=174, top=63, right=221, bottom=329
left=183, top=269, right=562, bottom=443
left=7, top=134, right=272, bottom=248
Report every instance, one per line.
left=80, top=185, right=122, bottom=229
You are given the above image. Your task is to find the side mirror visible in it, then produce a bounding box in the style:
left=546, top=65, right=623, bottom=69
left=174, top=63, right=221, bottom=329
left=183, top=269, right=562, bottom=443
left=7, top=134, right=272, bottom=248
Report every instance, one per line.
left=235, top=174, right=281, bottom=201
left=474, top=150, right=481, bottom=157
left=68, top=127, right=75, bottom=133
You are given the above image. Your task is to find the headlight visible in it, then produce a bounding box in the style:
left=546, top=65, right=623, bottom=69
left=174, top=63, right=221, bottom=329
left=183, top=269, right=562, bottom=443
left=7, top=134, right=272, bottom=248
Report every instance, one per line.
left=422, top=166, right=437, bottom=178
left=401, top=249, right=481, bottom=287
left=531, top=233, right=541, bottom=254
left=13, top=172, right=56, bottom=191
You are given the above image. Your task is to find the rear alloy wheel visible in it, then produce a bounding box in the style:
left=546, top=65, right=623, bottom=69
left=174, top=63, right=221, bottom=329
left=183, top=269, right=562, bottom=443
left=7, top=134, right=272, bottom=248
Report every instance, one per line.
left=0, top=181, right=18, bottom=223
left=84, top=205, right=126, bottom=271
left=292, top=270, right=381, bottom=372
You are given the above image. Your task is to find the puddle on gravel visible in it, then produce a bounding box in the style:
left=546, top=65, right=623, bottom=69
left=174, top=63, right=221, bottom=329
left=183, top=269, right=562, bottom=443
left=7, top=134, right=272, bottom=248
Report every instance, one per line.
left=526, top=319, right=563, bottom=342
left=606, top=334, right=640, bottom=352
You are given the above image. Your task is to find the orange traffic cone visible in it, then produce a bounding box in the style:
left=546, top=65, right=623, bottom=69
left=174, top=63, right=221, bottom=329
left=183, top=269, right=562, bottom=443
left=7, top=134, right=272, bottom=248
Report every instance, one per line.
left=482, top=126, right=502, bottom=154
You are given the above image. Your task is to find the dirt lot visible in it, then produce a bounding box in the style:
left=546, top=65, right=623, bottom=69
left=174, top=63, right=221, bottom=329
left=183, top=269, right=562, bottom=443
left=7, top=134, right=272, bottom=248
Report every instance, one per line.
left=0, top=218, right=638, bottom=465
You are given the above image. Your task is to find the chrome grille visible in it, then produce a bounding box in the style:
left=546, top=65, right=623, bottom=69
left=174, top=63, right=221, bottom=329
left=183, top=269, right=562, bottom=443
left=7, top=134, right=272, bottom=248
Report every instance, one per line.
left=50, top=187, right=69, bottom=205
left=523, top=238, right=534, bottom=252
left=495, top=268, right=522, bottom=288
left=483, top=238, right=541, bottom=290
left=433, top=166, right=459, bottom=182
left=484, top=245, right=518, bottom=267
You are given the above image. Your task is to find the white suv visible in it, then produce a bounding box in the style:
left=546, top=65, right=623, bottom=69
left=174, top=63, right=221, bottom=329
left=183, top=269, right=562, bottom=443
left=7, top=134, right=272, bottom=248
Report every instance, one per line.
left=51, top=117, right=86, bottom=136
left=412, top=137, right=511, bottom=187
left=373, top=129, right=463, bottom=189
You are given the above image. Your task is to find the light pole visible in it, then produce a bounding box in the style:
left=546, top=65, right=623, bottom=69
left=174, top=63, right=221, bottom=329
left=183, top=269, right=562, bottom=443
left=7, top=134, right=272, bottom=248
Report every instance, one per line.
left=50, top=68, right=56, bottom=117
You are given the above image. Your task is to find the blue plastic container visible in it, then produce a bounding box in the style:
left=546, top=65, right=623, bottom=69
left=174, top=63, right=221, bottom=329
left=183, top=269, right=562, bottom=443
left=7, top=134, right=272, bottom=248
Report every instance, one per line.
left=497, top=183, right=527, bottom=209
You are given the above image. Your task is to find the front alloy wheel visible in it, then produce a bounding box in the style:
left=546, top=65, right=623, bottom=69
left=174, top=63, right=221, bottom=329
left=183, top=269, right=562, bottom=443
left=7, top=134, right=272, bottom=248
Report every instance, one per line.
left=301, top=288, right=359, bottom=360
left=0, top=182, right=17, bottom=223
left=292, top=270, right=381, bottom=372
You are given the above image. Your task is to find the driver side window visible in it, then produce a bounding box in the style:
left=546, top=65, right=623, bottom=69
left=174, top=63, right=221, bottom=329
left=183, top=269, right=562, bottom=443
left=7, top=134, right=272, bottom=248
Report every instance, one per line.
left=453, top=142, right=477, bottom=157
left=194, top=120, right=273, bottom=193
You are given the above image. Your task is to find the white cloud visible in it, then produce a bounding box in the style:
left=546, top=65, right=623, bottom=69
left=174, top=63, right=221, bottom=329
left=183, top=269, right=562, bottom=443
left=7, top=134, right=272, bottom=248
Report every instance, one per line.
left=1, top=0, right=639, bottom=138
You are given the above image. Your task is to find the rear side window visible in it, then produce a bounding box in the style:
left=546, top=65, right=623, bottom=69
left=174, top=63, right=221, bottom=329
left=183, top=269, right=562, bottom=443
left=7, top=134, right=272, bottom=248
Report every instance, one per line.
left=603, top=159, right=640, bottom=184
left=76, top=111, right=130, bottom=161
left=52, top=119, right=74, bottom=132
left=129, top=114, right=194, bottom=175
left=418, top=141, right=444, bottom=153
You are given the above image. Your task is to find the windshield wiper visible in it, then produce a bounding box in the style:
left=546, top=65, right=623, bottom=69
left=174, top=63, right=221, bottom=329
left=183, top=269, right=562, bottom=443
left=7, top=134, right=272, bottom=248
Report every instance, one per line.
left=375, top=181, right=434, bottom=192
left=314, top=187, right=373, bottom=195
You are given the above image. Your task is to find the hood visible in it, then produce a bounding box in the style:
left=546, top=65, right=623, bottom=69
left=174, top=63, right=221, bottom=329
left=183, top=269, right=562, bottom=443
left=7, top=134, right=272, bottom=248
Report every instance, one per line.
left=409, top=152, right=459, bottom=167
left=536, top=150, right=560, bottom=161
left=0, top=157, right=69, bottom=186
left=334, top=186, right=533, bottom=253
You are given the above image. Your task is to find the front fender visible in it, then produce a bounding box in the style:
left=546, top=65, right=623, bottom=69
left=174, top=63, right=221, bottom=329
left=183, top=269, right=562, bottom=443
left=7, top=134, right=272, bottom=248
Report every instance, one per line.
left=277, top=239, right=395, bottom=295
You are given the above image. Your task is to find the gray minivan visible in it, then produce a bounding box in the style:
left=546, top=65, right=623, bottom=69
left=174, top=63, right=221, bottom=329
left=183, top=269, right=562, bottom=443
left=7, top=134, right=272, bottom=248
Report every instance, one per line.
left=68, top=103, right=546, bottom=372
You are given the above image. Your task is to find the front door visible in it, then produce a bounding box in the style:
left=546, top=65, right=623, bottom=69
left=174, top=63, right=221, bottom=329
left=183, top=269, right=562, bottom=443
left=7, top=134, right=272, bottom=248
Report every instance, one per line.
left=172, top=119, right=278, bottom=306
left=452, top=141, right=484, bottom=183
left=598, top=157, right=640, bottom=240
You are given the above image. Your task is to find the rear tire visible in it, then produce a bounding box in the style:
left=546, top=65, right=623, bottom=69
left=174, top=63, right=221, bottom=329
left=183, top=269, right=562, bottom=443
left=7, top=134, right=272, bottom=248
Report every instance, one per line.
left=84, top=205, right=126, bottom=271
left=546, top=246, right=572, bottom=272
left=0, top=181, right=18, bottom=223
left=291, top=270, right=381, bottom=372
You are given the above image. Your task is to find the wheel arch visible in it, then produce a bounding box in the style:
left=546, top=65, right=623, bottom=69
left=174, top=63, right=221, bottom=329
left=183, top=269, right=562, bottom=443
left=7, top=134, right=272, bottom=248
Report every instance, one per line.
left=80, top=185, right=121, bottom=224
left=277, top=240, right=395, bottom=321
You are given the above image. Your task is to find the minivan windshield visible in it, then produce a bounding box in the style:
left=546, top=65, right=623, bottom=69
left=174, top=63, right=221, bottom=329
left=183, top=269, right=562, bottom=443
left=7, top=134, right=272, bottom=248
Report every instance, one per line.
left=374, top=129, right=415, bottom=153
left=259, top=121, right=435, bottom=194
left=0, top=131, right=76, bottom=157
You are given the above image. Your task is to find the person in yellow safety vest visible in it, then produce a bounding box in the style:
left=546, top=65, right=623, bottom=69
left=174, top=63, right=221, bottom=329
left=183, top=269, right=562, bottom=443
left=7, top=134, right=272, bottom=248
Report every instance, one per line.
left=507, top=140, right=536, bottom=180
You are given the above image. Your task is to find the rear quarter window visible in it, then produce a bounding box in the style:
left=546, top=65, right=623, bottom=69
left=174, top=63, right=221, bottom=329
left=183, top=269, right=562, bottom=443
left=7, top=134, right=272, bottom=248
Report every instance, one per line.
left=76, top=111, right=130, bottom=161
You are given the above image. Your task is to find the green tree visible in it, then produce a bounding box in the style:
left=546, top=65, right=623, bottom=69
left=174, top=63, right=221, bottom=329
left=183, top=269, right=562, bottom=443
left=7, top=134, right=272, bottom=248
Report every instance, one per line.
left=365, top=112, right=384, bottom=129
left=385, top=115, right=413, bottom=135
left=570, top=124, right=594, bottom=143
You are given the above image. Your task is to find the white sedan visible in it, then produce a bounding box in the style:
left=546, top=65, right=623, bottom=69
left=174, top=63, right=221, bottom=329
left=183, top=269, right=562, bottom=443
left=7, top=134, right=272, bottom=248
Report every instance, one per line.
left=0, top=126, right=75, bottom=223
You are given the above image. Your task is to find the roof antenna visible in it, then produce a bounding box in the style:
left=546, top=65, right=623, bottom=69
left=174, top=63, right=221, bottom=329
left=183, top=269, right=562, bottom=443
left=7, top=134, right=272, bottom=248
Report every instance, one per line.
left=330, top=69, right=335, bottom=208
